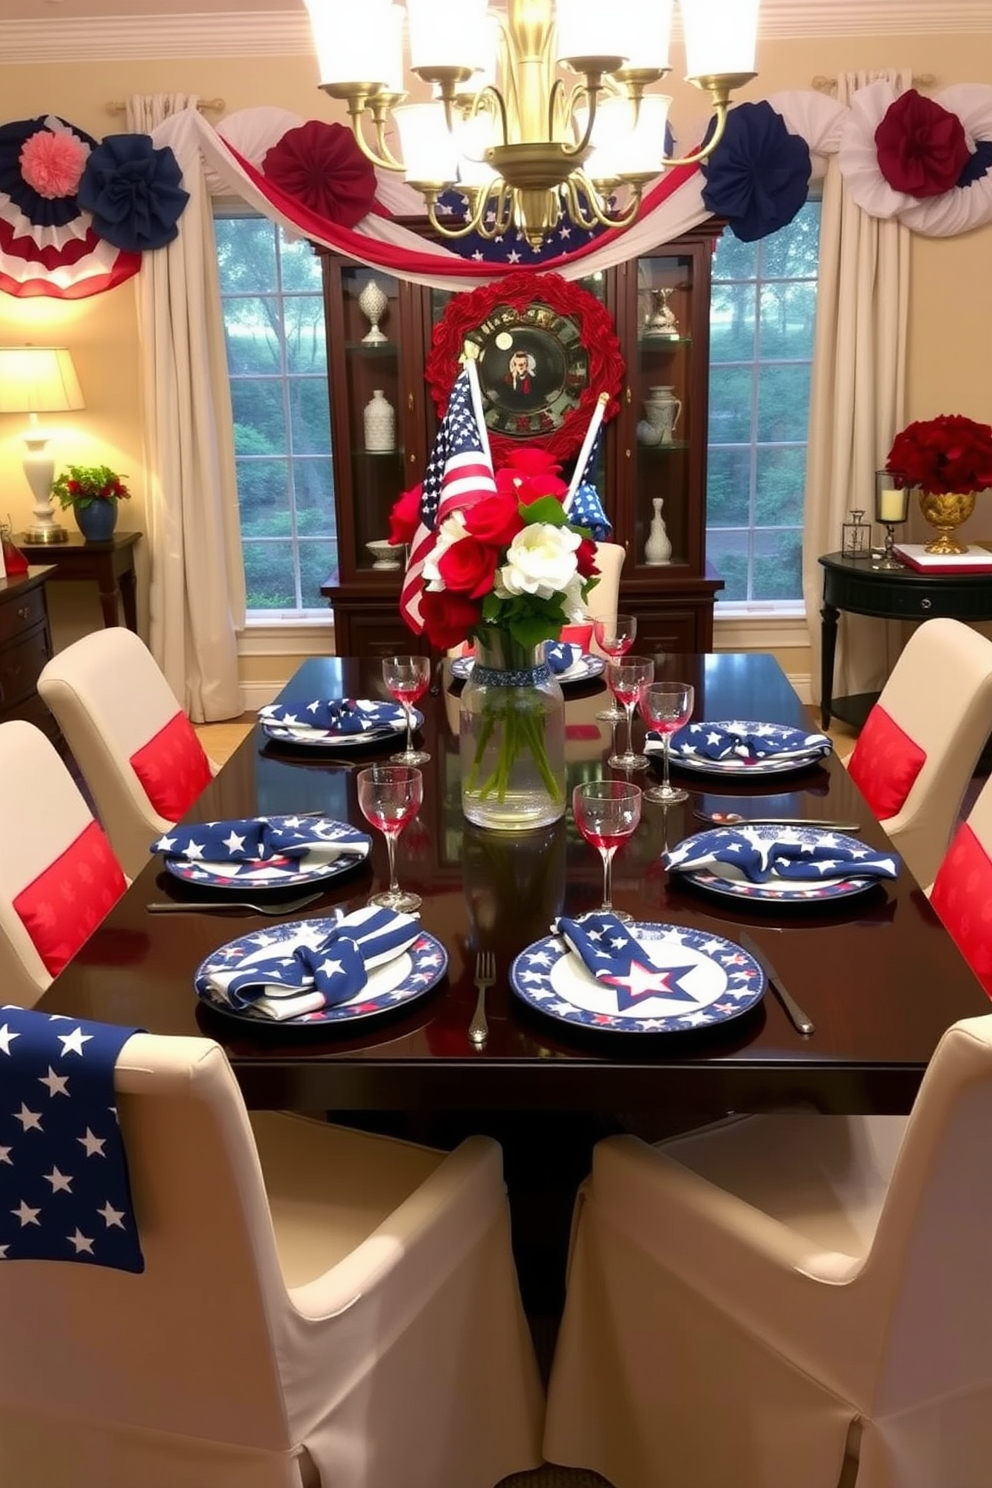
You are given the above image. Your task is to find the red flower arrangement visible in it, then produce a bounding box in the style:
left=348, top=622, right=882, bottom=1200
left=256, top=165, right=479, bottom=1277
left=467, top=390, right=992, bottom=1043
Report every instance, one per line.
left=886, top=414, right=992, bottom=496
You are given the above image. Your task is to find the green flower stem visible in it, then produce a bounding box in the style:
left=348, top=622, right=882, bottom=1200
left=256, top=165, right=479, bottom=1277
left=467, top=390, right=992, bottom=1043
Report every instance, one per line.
left=464, top=629, right=564, bottom=806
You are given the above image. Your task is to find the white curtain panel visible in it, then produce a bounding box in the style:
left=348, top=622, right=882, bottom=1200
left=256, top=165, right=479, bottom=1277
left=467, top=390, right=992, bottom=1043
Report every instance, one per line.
left=129, top=96, right=245, bottom=723
left=802, top=71, right=912, bottom=707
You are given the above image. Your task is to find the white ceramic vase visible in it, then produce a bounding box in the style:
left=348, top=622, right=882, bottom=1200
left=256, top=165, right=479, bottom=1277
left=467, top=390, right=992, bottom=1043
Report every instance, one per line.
left=364, top=389, right=396, bottom=452
left=644, top=385, right=682, bottom=445
left=644, top=496, right=672, bottom=566
left=358, top=278, right=388, bottom=345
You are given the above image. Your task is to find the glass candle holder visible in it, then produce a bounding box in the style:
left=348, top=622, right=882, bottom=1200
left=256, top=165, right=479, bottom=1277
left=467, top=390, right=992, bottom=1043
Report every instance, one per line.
left=842, top=509, right=870, bottom=559
left=873, top=471, right=911, bottom=570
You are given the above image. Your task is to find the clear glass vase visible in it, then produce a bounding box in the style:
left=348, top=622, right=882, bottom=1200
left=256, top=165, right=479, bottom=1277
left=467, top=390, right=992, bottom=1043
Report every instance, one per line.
left=459, top=628, right=566, bottom=831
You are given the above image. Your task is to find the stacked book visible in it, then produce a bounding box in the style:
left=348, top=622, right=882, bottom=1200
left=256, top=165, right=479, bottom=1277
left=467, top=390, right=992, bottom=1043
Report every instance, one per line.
left=892, top=543, right=992, bottom=575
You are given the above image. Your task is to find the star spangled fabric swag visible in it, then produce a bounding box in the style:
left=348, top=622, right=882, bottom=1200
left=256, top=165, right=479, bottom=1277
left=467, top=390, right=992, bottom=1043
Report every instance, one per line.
left=663, top=827, right=901, bottom=885
left=400, top=365, right=497, bottom=633
left=0, top=1007, right=144, bottom=1271
left=555, top=913, right=699, bottom=1013
left=152, top=815, right=371, bottom=867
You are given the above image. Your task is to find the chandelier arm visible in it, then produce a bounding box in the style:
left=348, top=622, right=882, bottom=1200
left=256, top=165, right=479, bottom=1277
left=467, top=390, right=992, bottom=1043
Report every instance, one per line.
left=341, top=99, right=405, bottom=173
left=424, top=186, right=496, bottom=241
left=661, top=101, right=730, bottom=168
left=561, top=79, right=606, bottom=159
left=565, top=172, right=643, bottom=231
left=473, top=84, right=509, bottom=148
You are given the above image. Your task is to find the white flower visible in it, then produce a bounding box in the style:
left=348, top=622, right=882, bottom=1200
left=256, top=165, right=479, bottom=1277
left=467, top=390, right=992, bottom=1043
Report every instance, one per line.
left=496, top=523, right=581, bottom=601
left=422, top=510, right=470, bottom=591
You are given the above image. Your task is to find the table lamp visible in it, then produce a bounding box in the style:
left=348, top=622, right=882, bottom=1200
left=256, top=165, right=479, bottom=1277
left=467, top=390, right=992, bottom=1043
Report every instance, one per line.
left=0, top=346, right=85, bottom=544
left=873, top=469, right=911, bottom=571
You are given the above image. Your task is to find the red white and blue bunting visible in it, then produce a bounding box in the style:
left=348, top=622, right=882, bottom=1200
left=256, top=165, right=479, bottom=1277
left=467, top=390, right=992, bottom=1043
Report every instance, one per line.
left=2, top=84, right=990, bottom=299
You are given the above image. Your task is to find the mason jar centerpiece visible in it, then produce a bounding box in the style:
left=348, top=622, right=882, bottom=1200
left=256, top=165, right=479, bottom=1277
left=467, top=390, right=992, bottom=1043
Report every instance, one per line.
left=387, top=437, right=603, bottom=833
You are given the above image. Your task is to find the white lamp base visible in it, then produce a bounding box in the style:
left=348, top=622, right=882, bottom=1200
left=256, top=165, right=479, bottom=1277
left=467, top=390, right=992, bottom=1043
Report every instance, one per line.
left=22, top=430, right=68, bottom=543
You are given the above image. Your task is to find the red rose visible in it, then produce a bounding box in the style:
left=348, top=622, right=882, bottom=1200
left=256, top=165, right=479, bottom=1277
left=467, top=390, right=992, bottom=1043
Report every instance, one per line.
left=887, top=414, right=992, bottom=495
left=500, top=446, right=562, bottom=480
left=420, top=590, right=482, bottom=651
left=67, top=480, right=80, bottom=493
left=389, top=483, right=422, bottom=545
left=575, top=537, right=599, bottom=578
left=436, top=534, right=497, bottom=599
left=462, top=491, right=526, bottom=548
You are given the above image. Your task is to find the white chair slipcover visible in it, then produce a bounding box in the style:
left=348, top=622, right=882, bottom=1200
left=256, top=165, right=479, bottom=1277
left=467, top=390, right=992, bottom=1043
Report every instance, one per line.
left=0, top=719, right=126, bottom=1008
left=848, top=617, right=992, bottom=888
left=0, top=1032, right=544, bottom=1487
left=38, top=626, right=219, bottom=878
left=545, top=1014, right=992, bottom=1488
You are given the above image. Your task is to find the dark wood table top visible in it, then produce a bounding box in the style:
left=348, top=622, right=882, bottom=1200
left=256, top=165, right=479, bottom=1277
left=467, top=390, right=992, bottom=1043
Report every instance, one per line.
left=38, top=652, right=988, bottom=1117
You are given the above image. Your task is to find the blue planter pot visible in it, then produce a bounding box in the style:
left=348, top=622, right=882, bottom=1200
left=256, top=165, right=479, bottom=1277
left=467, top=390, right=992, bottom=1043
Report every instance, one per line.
left=74, top=500, right=118, bottom=543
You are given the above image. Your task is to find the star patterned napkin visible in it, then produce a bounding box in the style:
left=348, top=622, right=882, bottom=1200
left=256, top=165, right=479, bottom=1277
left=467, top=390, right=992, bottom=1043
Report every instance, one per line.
left=663, top=826, right=900, bottom=885
left=200, top=905, right=421, bottom=1020
left=545, top=642, right=583, bottom=675
left=554, top=913, right=699, bottom=1012
left=259, top=697, right=406, bottom=736
left=152, top=816, right=371, bottom=871
left=655, top=720, right=833, bottom=763
left=0, top=1006, right=144, bottom=1272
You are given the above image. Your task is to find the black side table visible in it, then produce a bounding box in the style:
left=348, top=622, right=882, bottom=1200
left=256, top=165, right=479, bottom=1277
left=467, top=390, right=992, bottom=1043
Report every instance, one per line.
left=819, top=551, right=992, bottom=729
left=15, top=531, right=141, bottom=633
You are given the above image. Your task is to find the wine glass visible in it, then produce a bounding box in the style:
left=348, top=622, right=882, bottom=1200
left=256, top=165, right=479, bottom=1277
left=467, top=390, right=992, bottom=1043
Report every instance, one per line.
left=594, top=613, right=637, bottom=722
left=572, top=780, right=643, bottom=924
left=356, top=765, right=423, bottom=912
left=382, top=655, right=431, bottom=765
left=607, top=654, right=655, bottom=771
left=641, top=681, right=695, bottom=804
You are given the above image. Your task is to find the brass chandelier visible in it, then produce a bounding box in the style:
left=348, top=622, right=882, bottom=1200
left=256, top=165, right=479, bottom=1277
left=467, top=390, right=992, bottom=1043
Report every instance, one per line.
left=304, top=0, right=760, bottom=247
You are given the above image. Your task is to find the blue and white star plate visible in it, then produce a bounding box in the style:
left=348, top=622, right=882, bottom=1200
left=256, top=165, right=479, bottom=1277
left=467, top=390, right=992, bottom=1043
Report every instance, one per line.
left=260, top=707, right=422, bottom=750
left=666, top=825, right=881, bottom=904
left=509, top=922, right=766, bottom=1034
left=194, top=917, right=448, bottom=1027
left=653, top=720, right=829, bottom=776
left=164, top=815, right=368, bottom=892
left=450, top=653, right=605, bottom=687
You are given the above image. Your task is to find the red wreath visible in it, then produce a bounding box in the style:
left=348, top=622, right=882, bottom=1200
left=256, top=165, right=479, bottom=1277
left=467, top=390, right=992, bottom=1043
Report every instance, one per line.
left=425, top=270, right=624, bottom=465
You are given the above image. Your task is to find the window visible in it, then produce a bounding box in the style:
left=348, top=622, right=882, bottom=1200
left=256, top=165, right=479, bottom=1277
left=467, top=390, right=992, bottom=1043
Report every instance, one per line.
left=706, top=201, right=821, bottom=606
left=215, top=211, right=337, bottom=616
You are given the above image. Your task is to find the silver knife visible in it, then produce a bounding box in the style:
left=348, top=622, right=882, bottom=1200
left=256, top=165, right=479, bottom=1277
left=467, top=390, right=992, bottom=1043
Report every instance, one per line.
left=694, top=812, right=861, bottom=829
left=738, top=931, right=815, bottom=1036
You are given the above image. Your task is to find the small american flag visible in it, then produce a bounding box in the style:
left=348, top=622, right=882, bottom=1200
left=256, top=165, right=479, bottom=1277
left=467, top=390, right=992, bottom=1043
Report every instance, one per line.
left=566, top=422, right=612, bottom=540
left=400, top=365, right=496, bottom=634
left=0, top=1006, right=144, bottom=1272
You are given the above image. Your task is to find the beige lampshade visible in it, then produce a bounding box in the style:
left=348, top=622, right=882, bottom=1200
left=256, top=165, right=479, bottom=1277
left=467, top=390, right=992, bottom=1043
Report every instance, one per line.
left=0, top=346, right=85, bottom=414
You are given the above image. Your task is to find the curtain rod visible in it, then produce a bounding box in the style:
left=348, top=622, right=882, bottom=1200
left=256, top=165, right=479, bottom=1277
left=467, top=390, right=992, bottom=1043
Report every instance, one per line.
left=106, top=97, right=225, bottom=115
left=811, top=74, right=935, bottom=92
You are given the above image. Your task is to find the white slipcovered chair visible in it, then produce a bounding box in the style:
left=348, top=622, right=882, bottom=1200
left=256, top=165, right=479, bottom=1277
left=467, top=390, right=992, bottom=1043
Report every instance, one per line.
left=0, top=1029, right=544, bottom=1488
left=583, top=540, right=625, bottom=656
left=545, top=1014, right=992, bottom=1488
left=844, top=617, right=992, bottom=888
left=0, top=719, right=127, bottom=1008
left=38, top=626, right=219, bottom=879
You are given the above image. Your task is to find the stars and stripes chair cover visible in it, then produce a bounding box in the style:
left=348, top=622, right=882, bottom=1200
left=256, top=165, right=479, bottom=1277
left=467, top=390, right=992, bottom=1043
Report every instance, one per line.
left=545, top=1014, right=992, bottom=1488
left=38, top=626, right=219, bottom=880
left=843, top=617, right=992, bottom=890
left=0, top=1030, right=544, bottom=1488
left=582, top=541, right=625, bottom=657
left=0, top=720, right=127, bottom=1009
left=0, top=1006, right=144, bottom=1270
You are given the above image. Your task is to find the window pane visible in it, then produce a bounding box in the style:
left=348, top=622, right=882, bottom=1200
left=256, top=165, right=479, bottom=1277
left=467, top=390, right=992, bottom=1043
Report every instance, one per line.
left=278, top=236, right=323, bottom=293
left=757, top=363, right=812, bottom=443
left=758, top=282, right=817, bottom=358
left=293, top=457, right=335, bottom=531
left=216, top=217, right=277, bottom=294
left=231, top=379, right=287, bottom=452
left=707, top=447, right=751, bottom=526
left=755, top=446, right=806, bottom=526
left=712, top=233, right=757, bottom=282
left=284, top=298, right=328, bottom=375
left=706, top=529, right=750, bottom=602
left=243, top=541, right=298, bottom=609
left=709, top=366, right=753, bottom=443
left=300, top=538, right=339, bottom=604
left=709, top=281, right=756, bottom=362
left=752, top=528, right=803, bottom=600
left=288, top=380, right=331, bottom=455
left=223, top=297, right=283, bottom=374
left=238, top=460, right=292, bottom=538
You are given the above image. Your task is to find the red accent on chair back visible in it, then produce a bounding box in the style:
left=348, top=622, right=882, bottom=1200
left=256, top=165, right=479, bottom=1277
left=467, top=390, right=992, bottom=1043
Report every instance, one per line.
left=14, top=819, right=127, bottom=977
left=129, top=711, right=215, bottom=822
left=930, top=822, right=992, bottom=1000
left=848, top=705, right=927, bottom=820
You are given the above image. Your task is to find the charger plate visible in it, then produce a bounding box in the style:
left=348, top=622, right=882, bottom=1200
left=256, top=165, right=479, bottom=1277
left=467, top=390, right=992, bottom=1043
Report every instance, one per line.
left=509, top=922, right=765, bottom=1034
left=260, top=707, right=422, bottom=750
left=651, top=720, right=830, bottom=777
left=666, top=824, right=885, bottom=904
left=194, top=917, right=447, bottom=1027
left=162, top=815, right=369, bottom=892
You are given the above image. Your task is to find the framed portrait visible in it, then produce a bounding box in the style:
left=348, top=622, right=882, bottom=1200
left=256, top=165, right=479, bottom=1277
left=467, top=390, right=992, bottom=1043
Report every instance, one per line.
left=426, top=270, right=624, bottom=464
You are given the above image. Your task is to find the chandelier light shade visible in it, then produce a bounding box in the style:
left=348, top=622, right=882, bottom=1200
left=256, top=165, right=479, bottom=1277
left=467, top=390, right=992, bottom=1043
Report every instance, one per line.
left=303, top=0, right=760, bottom=245
left=0, top=346, right=85, bottom=544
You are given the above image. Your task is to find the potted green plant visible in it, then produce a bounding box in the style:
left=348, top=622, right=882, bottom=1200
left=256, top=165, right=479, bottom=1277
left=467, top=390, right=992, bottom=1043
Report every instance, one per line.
left=51, top=464, right=131, bottom=542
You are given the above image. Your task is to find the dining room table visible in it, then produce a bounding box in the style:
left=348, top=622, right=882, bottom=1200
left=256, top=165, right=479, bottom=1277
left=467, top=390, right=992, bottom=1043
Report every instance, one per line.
left=37, top=649, right=989, bottom=1123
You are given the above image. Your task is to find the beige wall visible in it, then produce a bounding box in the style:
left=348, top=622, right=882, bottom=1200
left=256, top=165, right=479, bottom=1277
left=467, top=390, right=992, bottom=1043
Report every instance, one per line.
left=0, top=31, right=990, bottom=690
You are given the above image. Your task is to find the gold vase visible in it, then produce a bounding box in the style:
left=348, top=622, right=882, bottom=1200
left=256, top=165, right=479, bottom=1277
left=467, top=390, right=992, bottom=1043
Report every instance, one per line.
left=917, top=490, right=976, bottom=555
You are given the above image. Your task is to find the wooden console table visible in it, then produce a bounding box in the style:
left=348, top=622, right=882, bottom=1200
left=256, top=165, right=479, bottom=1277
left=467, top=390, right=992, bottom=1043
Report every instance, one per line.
left=819, top=550, right=992, bottom=730
left=16, top=531, right=141, bottom=632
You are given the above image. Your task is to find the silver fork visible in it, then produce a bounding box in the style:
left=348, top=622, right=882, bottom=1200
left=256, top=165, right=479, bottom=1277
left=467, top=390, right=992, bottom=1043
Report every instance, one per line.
left=146, top=891, right=323, bottom=916
left=468, top=950, right=495, bottom=1048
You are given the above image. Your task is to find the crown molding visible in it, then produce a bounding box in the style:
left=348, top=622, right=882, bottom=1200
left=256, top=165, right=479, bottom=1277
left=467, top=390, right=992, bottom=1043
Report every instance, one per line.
left=0, top=2, right=989, bottom=66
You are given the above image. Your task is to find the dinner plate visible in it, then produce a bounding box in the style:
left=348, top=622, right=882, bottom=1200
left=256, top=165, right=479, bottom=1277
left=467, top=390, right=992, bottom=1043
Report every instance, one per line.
left=194, top=917, right=448, bottom=1027
left=260, top=708, right=423, bottom=750
left=450, top=653, right=605, bottom=686
left=653, top=720, right=830, bottom=777
left=666, top=824, right=882, bottom=904
left=509, top=921, right=765, bottom=1033
left=162, top=815, right=370, bottom=891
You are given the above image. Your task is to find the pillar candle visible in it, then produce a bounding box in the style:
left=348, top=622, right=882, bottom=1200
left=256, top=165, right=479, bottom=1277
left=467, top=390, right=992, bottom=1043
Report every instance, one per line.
left=877, top=488, right=907, bottom=522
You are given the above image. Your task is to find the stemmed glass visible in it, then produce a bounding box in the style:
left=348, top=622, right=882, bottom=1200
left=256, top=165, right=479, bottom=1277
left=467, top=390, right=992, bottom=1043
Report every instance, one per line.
left=607, top=654, right=655, bottom=771
left=594, top=613, right=637, bottom=723
left=382, top=655, right=431, bottom=766
left=573, top=780, right=643, bottom=924
left=356, top=765, right=423, bottom=912
left=641, top=681, right=695, bottom=804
